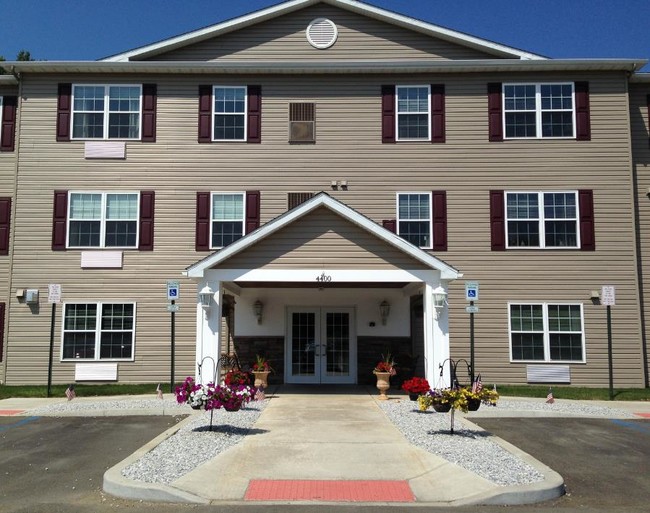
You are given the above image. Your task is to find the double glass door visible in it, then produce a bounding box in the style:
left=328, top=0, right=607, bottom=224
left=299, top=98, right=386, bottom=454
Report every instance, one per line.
left=287, top=307, right=356, bottom=384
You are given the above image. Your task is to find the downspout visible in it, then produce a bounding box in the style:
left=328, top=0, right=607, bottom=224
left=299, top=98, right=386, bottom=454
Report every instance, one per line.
left=626, top=74, right=650, bottom=388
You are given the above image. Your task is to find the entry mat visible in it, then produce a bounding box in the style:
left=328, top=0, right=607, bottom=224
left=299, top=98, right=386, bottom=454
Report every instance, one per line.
left=245, top=479, right=415, bottom=502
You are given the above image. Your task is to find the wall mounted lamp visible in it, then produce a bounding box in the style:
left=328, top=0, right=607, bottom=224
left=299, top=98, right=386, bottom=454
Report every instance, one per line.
left=432, top=286, right=448, bottom=309
left=254, top=300, right=264, bottom=324
left=198, top=285, right=214, bottom=310
left=379, top=300, right=390, bottom=325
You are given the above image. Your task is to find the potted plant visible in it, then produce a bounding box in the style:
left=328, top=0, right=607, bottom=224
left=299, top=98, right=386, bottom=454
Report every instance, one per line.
left=224, top=369, right=251, bottom=387
left=251, top=355, right=273, bottom=389
left=206, top=383, right=254, bottom=412
left=373, top=353, right=396, bottom=400
left=401, top=377, right=430, bottom=401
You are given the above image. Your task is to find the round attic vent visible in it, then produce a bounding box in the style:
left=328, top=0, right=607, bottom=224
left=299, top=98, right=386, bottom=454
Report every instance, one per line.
left=306, top=18, right=338, bottom=49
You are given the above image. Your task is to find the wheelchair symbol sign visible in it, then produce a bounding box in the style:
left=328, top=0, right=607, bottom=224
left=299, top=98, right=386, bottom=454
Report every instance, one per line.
left=465, top=281, right=479, bottom=301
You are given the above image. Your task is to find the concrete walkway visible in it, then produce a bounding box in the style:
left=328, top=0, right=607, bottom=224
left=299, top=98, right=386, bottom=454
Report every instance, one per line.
left=102, top=386, right=565, bottom=506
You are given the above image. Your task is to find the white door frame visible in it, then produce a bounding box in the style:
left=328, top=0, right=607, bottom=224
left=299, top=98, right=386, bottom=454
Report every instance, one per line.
left=285, top=306, right=357, bottom=384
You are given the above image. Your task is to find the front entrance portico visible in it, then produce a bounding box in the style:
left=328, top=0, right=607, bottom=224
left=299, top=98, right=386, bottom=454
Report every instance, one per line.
left=184, top=193, right=462, bottom=387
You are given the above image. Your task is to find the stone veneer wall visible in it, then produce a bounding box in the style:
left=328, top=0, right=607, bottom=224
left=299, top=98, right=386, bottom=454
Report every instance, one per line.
left=234, top=336, right=285, bottom=384
left=357, top=336, right=414, bottom=386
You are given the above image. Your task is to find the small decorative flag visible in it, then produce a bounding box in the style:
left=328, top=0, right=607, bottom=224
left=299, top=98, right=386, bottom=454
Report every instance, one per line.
left=156, top=383, right=163, bottom=400
left=471, top=374, right=483, bottom=394
left=65, top=384, right=76, bottom=401
left=255, top=388, right=265, bottom=401
left=546, top=387, right=555, bottom=404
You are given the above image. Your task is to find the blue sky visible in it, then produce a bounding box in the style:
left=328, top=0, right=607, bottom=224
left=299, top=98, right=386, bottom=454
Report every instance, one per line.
left=1, top=0, right=649, bottom=70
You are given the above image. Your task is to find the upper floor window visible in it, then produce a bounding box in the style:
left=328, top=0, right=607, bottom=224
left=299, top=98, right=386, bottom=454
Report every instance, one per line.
left=62, top=302, right=135, bottom=360
left=504, top=83, right=575, bottom=139
left=509, top=303, right=584, bottom=362
left=214, top=86, right=247, bottom=141
left=397, top=193, right=431, bottom=248
left=72, top=85, right=142, bottom=140
left=396, top=86, right=430, bottom=141
left=212, top=192, right=245, bottom=248
left=506, top=191, right=578, bottom=248
left=68, top=192, right=139, bottom=248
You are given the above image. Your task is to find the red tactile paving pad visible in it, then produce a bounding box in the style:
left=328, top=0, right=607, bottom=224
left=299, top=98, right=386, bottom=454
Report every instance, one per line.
left=635, top=413, right=650, bottom=418
left=0, top=410, right=25, bottom=416
left=245, top=479, right=415, bottom=502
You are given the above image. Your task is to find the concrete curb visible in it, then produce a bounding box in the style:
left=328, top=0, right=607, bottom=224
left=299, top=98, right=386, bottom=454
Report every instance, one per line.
left=102, top=414, right=209, bottom=504
left=449, top=416, right=565, bottom=506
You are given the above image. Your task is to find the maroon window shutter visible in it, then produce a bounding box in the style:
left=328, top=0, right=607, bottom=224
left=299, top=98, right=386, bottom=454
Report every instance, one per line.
left=196, top=192, right=210, bottom=251
left=575, top=81, right=591, bottom=141
left=431, top=191, right=447, bottom=251
left=381, top=85, right=395, bottom=143
left=0, top=302, right=5, bottom=363
left=0, top=96, right=17, bottom=152
left=431, top=85, right=445, bottom=143
left=52, top=190, right=68, bottom=251
left=0, top=198, right=11, bottom=255
left=198, top=85, right=212, bottom=143
left=647, top=95, right=650, bottom=148
left=487, top=83, right=503, bottom=142
left=141, top=84, right=157, bottom=143
left=245, top=190, right=261, bottom=234
left=579, top=189, right=595, bottom=251
left=247, top=85, right=261, bottom=143
left=138, top=191, right=155, bottom=251
left=490, top=190, right=506, bottom=251
left=382, top=219, right=396, bottom=233
left=56, top=83, right=72, bottom=142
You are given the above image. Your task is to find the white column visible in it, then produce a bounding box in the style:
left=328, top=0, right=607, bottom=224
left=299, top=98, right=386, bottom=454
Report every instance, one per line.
left=423, top=281, right=451, bottom=388
left=195, top=280, right=222, bottom=384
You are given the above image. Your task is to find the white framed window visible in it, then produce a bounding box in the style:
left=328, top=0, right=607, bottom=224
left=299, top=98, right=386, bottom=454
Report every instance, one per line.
left=72, top=84, right=142, bottom=140
left=211, top=192, right=245, bottom=248
left=397, top=192, right=432, bottom=248
left=213, top=86, right=247, bottom=141
left=504, top=83, right=575, bottom=139
left=505, top=191, right=579, bottom=248
left=62, top=302, right=136, bottom=361
left=396, top=85, right=430, bottom=141
left=68, top=192, right=139, bottom=248
left=509, top=303, right=585, bottom=362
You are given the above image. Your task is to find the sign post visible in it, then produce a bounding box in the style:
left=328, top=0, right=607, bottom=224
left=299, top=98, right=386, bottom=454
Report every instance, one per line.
left=167, top=281, right=180, bottom=393
left=465, top=281, right=479, bottom=384
left=47, top=284, right=62, bottom=398
left=601, top=286, right=616, bottom=400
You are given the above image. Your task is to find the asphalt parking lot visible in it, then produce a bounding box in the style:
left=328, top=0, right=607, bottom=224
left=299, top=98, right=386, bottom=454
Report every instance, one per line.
left=0, top=415, right=648, bottom=513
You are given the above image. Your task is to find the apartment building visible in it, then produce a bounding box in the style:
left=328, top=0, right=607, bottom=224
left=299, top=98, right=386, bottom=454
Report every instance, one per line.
left=1, top=0, right=648, bottom=389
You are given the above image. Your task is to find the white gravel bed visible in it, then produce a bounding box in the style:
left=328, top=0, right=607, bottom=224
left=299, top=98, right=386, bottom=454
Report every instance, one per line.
left=122, top=401, right=267, bottom=484
left=378, top=399, right=544, bottom=487
left=25, top=397, right=187, bottom=415
left=494, top=399, right=636, bottom=417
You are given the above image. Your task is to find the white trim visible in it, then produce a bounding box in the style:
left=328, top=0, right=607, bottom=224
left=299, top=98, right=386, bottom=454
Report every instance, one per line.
left=185, top=193, right=461, bottom=280
left=395, top=85, right=431, bottom=142
left=60, top=301, right=137, bottom=362
left=507, top=302, right=585, bottom=363
left=503, top=82, right=576, bottom=140
left=396, top=191, right=433, bottom=249
left=101, top=0, right=545, bottom=62
left=212, top=86, right=248, bottom=142
left=208, top=268, right=438, bottom=283
left=71, top=84, right=143, bottom=141
left=504, top=191, right=580, bottom=249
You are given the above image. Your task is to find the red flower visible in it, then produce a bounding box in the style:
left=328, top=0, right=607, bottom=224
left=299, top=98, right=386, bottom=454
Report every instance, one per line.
left=402, top=377, right=430, bottom=395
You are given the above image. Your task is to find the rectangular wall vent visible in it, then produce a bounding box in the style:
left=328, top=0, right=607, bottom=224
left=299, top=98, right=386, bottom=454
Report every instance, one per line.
left=526, top=365, right=571, bottom=383
left=289, top=103, right=315, bottom=143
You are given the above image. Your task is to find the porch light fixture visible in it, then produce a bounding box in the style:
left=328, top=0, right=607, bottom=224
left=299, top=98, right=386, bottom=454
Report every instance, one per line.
left=432, top=286, right=448, bottom=309
left=253, top=300, right=264, bottom=324
left=379, top=300, right=390, bottom=325
left=199, top=285, right=214, bottom=309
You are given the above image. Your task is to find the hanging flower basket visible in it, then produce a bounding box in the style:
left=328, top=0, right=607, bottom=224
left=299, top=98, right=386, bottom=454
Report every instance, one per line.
left=432, top=402, right=452, bottom=413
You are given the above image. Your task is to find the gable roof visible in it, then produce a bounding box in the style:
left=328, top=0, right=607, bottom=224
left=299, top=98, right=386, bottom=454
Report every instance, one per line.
left=103, top=0, right=545, bottom=62
left=184, top=192, right=461, bottom=280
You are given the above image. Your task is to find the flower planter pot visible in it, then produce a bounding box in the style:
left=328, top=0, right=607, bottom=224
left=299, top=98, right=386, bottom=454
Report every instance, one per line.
left=190, top=404, right=202, bottom=410
left=408, top=393, right=419, bottom=401
left=374, top=371, right=391, bottom=400
left=224, top=404, right=241, bottom=412
left=432, top=402, right=451, bottom=413
left=467, top=398, right=481, bottom=411
left=252, top=370, right=271, bottom=389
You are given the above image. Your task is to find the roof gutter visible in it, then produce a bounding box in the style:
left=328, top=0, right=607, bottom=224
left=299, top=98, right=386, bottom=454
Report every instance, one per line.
left=4, top=59, right=647, bottom=75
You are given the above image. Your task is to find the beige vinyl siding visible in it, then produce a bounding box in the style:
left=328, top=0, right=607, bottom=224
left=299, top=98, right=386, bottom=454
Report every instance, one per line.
left=5, top=70, right=643, bottom=386
left=216, top=206, right=429, bottom=269
left=150, top=4, right=498, bottom=62
left=630, top=83, right=650, bottom=386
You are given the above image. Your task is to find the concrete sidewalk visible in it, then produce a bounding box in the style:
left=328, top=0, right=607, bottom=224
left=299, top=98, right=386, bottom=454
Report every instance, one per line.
left=102, top=387, right=565, bottom=506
